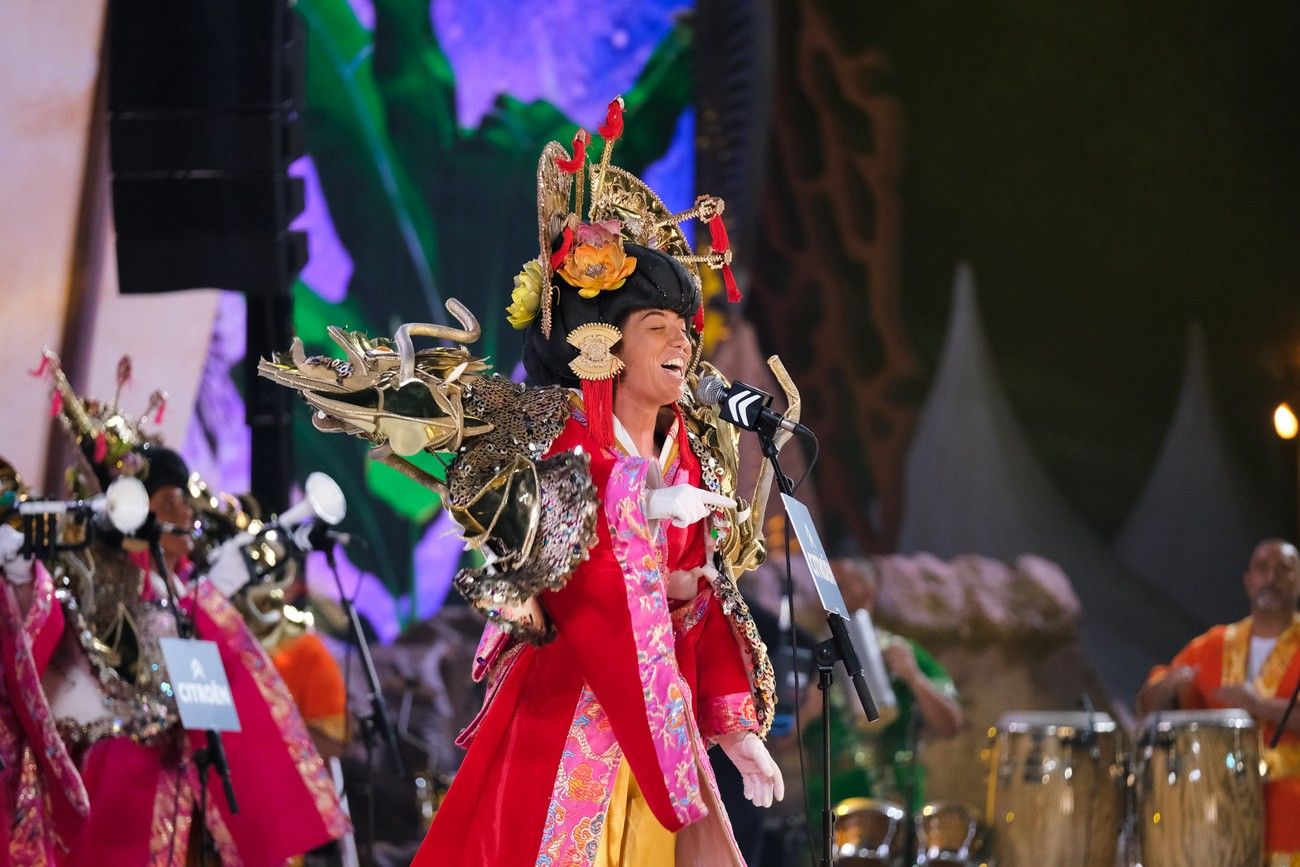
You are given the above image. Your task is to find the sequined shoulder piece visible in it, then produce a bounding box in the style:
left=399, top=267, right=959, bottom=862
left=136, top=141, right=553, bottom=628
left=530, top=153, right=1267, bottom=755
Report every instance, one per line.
left=447, top=377, right=599, bottom=644
left=447, top=375, right=573, bottom=504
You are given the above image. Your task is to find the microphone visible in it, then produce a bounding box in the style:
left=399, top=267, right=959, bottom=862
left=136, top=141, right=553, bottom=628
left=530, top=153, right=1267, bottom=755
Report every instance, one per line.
left=158, top=520, right=202, bottom=539
left=17, top=476, right=151, bottom=558
left=18, top=497, right=102, bottom=522
left=291, top=520, right=353, bottom=552
left=694, top=375, right=812, bottom=437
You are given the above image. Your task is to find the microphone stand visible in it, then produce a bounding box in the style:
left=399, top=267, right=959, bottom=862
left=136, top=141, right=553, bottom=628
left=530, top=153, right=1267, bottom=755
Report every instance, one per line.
left=318, top=535, right=404, bottom=864
left=143, top=520, right=238, bottom=867
left=754, top=423, right=877, bottom=867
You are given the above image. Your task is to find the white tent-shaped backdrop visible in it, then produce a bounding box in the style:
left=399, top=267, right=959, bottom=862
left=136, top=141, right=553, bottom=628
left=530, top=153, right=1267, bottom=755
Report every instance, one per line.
left=897, top=263, right=1197, bottom=698
left=1114, top=323, right=1271, bottom=630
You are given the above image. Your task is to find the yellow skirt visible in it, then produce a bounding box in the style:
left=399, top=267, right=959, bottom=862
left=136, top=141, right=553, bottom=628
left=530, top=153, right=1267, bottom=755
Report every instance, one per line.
left=595, top=758, right=676, bottom=867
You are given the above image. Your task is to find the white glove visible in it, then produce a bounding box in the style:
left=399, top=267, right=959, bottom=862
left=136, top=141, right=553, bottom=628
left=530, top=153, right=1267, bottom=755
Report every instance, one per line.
left=204, top=533, right=256, bottom=597
left=0, top=524, right=34, bottom=585
left=719, top=731, right=785, bottom=808
left=644, top=485, right=736, bottom=529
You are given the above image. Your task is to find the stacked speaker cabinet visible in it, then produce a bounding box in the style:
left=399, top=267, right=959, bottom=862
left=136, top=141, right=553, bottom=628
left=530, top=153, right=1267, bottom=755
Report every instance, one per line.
left=108, top=0, right=305, bottom=511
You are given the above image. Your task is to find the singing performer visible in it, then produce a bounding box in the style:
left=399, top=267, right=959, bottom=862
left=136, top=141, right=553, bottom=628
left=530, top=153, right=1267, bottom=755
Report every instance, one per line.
left=261, top=98, right=787, bottom=866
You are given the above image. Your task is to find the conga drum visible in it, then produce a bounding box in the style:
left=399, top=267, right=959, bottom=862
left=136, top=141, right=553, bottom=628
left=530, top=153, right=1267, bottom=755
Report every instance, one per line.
left=914, top=800, right=984, bottom=866
left=832, top=797, right=907, bottom=866
left=1135, top=708, right=1264, bottom=867
left=986, top=711, right=1124, bottom=866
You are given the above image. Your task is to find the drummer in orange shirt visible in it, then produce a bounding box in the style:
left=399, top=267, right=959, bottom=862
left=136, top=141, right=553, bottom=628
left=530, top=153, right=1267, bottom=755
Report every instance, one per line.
left=1137, top=539, right=1300, bottom=864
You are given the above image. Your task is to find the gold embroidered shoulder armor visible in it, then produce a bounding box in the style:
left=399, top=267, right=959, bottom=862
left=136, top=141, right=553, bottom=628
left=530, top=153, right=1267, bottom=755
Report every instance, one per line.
left=446, top=375, right=598, bottom=643
left=258, top=301, right=599, bottom=644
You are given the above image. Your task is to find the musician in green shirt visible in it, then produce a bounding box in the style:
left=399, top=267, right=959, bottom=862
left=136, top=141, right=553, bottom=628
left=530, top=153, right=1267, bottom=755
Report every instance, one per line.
left=803, top=565, right=963, bottom=813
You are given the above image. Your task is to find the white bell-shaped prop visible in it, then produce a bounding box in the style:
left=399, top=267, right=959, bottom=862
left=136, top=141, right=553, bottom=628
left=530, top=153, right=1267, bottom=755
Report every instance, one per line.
left=102, top=476, right=150, bottom=534
left=276, top=471, right=347, bottom=527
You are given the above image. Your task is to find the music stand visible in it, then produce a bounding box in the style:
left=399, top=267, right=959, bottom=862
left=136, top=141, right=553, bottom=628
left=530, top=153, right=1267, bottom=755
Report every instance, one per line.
left=779, top=493, right=879, bottom=866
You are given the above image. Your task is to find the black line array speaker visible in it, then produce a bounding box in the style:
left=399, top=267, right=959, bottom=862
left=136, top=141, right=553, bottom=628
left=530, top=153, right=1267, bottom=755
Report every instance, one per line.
left=106, top=0, right=306, bottom=512
left=108, top=0, right=306, bottom=297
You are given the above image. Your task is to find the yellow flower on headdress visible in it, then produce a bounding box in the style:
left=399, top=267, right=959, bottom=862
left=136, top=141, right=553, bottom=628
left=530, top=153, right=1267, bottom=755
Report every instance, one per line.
left=557, top=221, right=637, bottom=299
left=506, top=258, right=545, bottom=329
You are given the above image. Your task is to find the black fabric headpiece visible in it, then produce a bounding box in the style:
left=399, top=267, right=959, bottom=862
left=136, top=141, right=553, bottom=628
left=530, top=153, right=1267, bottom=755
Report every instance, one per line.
left=521, top=243, right=700, bottom=388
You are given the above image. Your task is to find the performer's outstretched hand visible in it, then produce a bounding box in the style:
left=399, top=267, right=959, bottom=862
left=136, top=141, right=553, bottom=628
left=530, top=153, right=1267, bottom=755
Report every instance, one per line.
left=645, top=484, right=735, bottom=528
left=719, top=731, right=785, bottom=808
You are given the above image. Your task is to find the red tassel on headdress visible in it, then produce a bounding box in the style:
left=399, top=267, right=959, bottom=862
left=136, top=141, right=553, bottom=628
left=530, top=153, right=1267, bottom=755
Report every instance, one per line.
left=94, top=432, right=107, bottom=463
left=708, top=215, right=742, bottom=302
left=598, top=97, right=625, bottom=142
left=154, top=397, right=167, bottom=425
left=581, top=378, right=615, bottom=451
left=721, top=264, right=740, bottom=303
left=48, top=390, right=63, bottom=418
left=29, top=354, right=50, bottom=378
left=693, top=305, right=706, bottom=332
left=554, top=130, right=589, bottom=174
left=549, top=226, right=574, bottom=272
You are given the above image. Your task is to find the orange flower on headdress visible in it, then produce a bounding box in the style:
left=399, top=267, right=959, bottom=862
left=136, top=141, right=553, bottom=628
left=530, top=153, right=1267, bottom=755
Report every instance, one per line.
left=556, top=221, right=637, bottom=299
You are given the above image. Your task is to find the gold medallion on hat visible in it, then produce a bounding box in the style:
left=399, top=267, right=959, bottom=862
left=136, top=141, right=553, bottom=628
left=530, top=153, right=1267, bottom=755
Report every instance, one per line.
left=566, top=323, right=624, bottom=381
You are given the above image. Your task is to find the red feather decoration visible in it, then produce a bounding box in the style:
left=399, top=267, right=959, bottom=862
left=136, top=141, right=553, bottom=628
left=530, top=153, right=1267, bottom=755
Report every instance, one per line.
left=598, top=97, right=625, bottom=142
left=553, top=130, right=589, bottom=174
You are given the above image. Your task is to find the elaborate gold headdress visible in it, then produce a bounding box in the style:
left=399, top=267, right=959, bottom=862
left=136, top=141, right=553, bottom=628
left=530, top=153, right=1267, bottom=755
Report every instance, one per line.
left=31, top=350, right=167, bottom=496
left=510, top=96, right=743, bottom=339
left=508, top=97, right=744, bottom=448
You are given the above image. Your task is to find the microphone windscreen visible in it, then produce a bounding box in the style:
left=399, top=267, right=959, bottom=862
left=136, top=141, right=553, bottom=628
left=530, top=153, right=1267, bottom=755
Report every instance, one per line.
left=694, top=375, right=727, bottom=407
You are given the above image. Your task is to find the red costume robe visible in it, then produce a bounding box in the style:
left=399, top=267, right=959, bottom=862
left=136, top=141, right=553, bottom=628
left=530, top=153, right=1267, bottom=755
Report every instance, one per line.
left=414, top=412, right=763, bottom=866
left=4, top=554, right=350, bottom=866
left=0, top=562, right=89, bottom=864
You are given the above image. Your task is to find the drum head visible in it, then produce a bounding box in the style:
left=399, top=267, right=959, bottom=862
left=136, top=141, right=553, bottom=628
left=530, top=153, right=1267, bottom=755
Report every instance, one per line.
left=915, top=800, right=983, bottom=865
left=833, top=797, right=906, bottom=866
left=1139, top=707, right=1255, bottom=731
left=996, top=709, right=1116, bottom=734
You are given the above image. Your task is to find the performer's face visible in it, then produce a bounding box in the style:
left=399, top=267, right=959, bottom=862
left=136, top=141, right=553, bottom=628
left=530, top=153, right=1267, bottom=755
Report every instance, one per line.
left=1243, top=541, right=1300, bottom=618
left=615, top=309, right=690, bottom=410
left=150, top=484, right=195, bottom=566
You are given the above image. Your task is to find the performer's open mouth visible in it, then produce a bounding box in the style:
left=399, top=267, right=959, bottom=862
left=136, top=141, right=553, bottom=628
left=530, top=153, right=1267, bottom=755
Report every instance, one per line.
left=661, top=357, right=685, bottom=381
